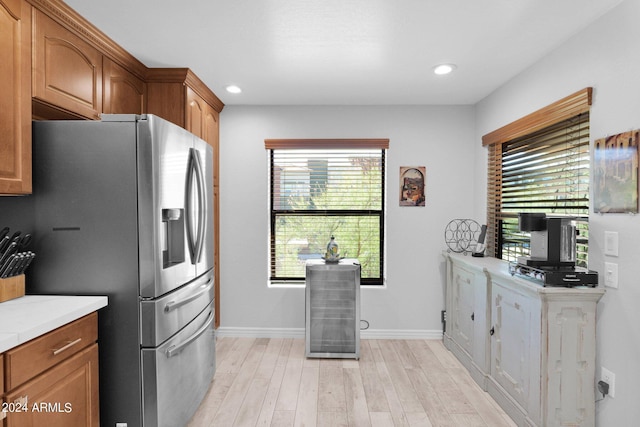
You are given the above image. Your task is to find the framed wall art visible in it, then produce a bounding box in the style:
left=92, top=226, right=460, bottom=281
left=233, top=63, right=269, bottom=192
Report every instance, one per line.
left=594, top=130, right=639, bottom=213
left=399, top=166, right=425, bottom=206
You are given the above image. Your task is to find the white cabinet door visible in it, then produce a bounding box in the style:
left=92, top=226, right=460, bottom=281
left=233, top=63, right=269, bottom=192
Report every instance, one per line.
left=490, top=279, right=534, bottom=410
left=452, top=264, right=475, bottom=355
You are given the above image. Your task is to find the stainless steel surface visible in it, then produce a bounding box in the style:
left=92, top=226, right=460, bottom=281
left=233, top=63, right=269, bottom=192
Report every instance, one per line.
left=138, top=115, right=197, bottom=299
left=305, top=259, right=360, bottom=359
left=560, top=222, right=577, bottom=263
left=140, top=269, right=214, bottom=347
left=142, top=302, right=215, bottom=427
left=30, top=115, right=215, bottom=427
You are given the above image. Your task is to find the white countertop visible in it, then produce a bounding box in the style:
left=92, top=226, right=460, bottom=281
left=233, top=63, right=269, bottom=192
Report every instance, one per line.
left=0, top=295, right=108, bottom=353
left=442, top=250, right=605, bottom=296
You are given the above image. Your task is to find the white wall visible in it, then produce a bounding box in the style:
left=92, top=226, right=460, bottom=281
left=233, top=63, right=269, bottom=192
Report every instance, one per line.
left=474, top=0, right=640, bottom=424
left=219, top=105, right=475, bottom=336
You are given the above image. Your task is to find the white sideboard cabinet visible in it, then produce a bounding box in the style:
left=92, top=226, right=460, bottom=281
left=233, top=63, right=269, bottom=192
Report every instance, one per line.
left=442, top=252, right=605, bottom=427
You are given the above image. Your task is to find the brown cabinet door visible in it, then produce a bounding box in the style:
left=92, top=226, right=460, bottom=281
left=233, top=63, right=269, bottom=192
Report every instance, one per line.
left=204, top=107, right=219, bottom=154
left=0, top=0, right=31, bottom=194
left=5, top=344, right=99, bottom=427
left=32, top=10, right=102, bottom=120
left=186, top=86, right=205, bottom=138
left=103, top=58, right=146, bottom=114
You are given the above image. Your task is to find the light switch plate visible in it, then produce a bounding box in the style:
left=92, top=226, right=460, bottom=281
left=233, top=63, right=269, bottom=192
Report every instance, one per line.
left=604, top=231, right=619, bottom=257
left=604, top=262, right=618, bottom=289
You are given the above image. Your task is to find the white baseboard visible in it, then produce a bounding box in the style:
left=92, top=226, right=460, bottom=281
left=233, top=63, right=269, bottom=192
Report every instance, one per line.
left=216, top=327, right=443, bottom=340
left=216, top=327, right=305, bottom=338
left=361, top=329, right=443, bottom=340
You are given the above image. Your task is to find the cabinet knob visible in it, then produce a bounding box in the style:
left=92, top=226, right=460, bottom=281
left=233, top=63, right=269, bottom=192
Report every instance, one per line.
left=471, top=312, right=475, bottom=321
left=490, top=326, right=495, bottom=336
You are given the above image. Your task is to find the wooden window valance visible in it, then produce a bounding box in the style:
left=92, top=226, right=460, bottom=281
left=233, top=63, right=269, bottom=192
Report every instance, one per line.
left=265, top=139, right=389, bottom=150
left=482, top=87, right=592, bottom=147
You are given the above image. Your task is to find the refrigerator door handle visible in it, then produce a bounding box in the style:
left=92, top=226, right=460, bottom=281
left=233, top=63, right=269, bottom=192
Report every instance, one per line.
left=185, top=149, right=196, bottom=263
left=185, top=148, right=206, bottom=265
left=192, top=148, right=206, bottom=264
left=164, top=276, right=213, bottom=313
left=165, top=309, right=214, bottom=358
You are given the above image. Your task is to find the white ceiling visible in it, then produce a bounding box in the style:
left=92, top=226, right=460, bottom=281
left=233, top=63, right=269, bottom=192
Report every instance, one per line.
left=64, top=0, right=624, bottom=106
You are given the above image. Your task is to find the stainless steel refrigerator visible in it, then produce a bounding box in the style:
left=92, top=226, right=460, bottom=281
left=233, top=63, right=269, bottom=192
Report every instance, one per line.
left=29, top=115, right=215, bottom=427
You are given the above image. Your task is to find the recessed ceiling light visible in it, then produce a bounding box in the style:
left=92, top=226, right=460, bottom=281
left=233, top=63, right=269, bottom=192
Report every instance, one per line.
left=433, top=64, right=457, bottom=75
left=226, top=85, right=242, bottom=94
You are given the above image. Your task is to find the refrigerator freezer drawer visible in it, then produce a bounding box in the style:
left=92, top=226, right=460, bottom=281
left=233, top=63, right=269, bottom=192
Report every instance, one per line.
left=141, top=302, right=215, bottom=427
left=140, top=269, right=214, bottom=347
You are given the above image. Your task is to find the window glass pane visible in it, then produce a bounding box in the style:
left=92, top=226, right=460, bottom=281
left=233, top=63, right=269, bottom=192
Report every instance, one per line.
left=270, top=148, right=385, bottom=284
left=274, top=214, right=381, bottom=279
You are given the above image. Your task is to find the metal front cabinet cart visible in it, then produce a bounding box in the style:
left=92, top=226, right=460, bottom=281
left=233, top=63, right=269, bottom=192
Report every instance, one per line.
left=305, top=259, right=360, bottom=359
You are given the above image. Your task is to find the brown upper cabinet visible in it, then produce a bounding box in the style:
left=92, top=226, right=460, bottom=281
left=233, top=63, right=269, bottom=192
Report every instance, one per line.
left=146, top=68, right=223, bottom=144
left=0, top=0, right=32, bottom=194
left=103, top=58, right=146, bottom=115
left=32, top=9, right=103, bottom=120
left=30, top=0, right=148, bottom=121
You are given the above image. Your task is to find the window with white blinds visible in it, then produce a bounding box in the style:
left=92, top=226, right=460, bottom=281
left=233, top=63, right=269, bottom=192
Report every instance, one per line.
left=266, top=139, right=387, bottom=285
left=499, top=113, right=590, bottom=265
left=483, top=88, right=592, bottom=267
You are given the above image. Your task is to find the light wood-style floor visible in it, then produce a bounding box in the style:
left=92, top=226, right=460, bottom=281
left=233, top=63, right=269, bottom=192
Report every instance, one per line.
left=188, top=337, right=516, bottom=427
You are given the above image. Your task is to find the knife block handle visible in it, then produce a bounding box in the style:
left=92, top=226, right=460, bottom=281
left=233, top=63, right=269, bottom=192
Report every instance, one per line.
left=0, top=274, right=25, bottom=303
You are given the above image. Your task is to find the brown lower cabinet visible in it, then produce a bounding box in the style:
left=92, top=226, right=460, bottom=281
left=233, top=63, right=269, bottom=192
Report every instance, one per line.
left=2, top=313, right=99, bottom=427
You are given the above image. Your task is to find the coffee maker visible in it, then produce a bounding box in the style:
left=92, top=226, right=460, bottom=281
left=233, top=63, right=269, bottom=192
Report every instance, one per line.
left=511, top=213, right=598, bottom=287
left=517, top=213, right=576, bottom=267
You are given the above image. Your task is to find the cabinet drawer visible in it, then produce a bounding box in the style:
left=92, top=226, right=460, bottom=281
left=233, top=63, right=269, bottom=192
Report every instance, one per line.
left=4, top=313, right=97, bottom=390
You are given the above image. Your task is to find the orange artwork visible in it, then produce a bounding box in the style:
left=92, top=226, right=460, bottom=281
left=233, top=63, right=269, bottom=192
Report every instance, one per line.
left=399, top=166, right=425, bottom=206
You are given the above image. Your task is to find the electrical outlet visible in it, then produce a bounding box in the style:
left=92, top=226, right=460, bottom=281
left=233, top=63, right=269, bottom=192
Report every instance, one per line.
left=601, top=367, right=616, bottom=398
left=604, top=262, right=618, bottom=289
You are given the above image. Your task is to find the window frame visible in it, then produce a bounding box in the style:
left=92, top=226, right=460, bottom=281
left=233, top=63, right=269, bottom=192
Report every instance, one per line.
left=265, top=139, right=388, bottom=286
